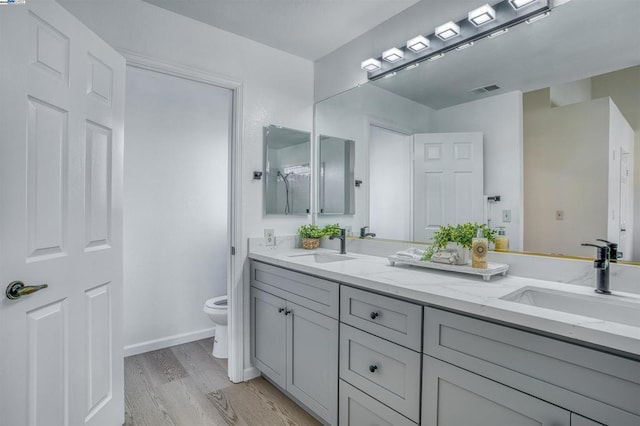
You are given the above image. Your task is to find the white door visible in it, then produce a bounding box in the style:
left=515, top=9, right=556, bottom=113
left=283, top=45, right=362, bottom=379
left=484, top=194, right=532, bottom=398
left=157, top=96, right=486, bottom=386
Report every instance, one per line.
left=369, top=125, right=413, bottom=241
left=0, top=1, right=125, bottom=426
left=617, top=150, right=632, bottom=260
left=413, top=132, right=483, bottom=242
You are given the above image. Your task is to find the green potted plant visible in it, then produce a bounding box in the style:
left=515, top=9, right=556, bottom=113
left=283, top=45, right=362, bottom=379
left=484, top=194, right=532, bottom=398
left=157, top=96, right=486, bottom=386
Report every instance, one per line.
left=423, top=223, right=496, bottom=264
left=298, top=224, right=325, bottom=249
left=297, top=223, right=343, bottom=249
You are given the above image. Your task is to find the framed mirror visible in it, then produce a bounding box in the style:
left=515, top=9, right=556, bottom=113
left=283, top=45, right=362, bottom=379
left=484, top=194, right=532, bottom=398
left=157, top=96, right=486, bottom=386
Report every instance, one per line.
left=264, top=125, right=311, bottom=215
left=314, top=0, right=640, bottom=261
left=318, top=135, right=355, bottom=215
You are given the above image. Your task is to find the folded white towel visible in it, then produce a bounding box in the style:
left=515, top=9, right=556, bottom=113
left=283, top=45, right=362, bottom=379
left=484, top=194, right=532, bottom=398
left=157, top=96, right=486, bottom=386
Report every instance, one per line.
left=394, top=247, right=425, bottom=260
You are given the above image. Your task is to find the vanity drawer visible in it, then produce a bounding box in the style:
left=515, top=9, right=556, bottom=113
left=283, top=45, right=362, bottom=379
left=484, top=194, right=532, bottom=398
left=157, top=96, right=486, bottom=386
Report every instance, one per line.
left=251, top=261, right=339, bottom=319
left=424, top=307, right=640, bottom=425
left=340, top=285, right=422, bottom=351
left=339, top=379, right=417, bottom=426
left=340, top=324, right=421, bottom=422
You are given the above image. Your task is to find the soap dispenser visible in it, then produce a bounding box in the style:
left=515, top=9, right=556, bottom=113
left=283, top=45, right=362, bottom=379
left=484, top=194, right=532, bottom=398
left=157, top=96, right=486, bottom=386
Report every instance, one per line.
left=495, top=227, right=509, bottom=252
left=472, top=228, right=488, bottom=269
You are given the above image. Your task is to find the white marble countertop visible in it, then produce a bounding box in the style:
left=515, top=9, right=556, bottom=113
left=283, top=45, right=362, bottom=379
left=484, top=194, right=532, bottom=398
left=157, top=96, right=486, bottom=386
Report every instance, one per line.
left=249, top=247, right=640, bottom=359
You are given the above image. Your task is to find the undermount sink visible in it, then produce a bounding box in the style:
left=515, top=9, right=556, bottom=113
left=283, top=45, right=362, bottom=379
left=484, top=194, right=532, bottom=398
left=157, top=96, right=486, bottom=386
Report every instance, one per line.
left=501, top=287, right=640, bottom=328
left=288, top=252, right=355, bottom=264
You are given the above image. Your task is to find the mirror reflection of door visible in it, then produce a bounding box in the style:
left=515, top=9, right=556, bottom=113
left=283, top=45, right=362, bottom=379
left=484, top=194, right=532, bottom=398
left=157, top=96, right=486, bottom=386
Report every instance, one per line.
left=413, top=132, right=484, bottom=242
left=318, top=135, right=355, bottom=215
left=368, top=125, right=413, bottom=240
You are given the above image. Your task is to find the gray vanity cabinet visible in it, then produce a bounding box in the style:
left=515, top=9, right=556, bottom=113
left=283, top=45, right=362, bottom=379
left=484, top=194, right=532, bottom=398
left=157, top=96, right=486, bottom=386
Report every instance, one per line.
left=250, top=262, right=339, bottom=425
left=422, top=356, right=571, bottom=426
left=423, top=307, right=640, bottom=426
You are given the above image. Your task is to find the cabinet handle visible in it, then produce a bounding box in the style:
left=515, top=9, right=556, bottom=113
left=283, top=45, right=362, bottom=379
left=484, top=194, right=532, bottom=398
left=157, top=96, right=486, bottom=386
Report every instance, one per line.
left=284, top=310, right=292, bottom=316
left=278, top=308, right=285, bottom=313
left=370, top=311, right=379, bottom=319
left=369, top=364, right=378, bottom=373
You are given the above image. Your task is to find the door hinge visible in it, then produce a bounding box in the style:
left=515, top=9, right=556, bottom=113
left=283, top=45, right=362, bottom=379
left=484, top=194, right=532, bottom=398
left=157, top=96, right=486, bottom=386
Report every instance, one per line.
left=231, top=246, right=236, bottom=255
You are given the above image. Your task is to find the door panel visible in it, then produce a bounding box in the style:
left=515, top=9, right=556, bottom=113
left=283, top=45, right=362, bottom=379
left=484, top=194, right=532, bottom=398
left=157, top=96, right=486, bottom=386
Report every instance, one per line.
left=422, top=356, right=570, bottom=426
left=0, top=1, right=125, bottom=425
left=250, top=288, right=287, bottom=388
left=287, top=302, right=338, bottom=425
left=414, top=132, right=483, bottom=242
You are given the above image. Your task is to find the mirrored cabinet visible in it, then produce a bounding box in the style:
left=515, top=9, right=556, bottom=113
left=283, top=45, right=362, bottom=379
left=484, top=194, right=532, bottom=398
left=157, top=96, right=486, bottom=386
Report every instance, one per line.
left=318, top=135, right=355, bottom=215
left=264, top=125, right=310, bottom=215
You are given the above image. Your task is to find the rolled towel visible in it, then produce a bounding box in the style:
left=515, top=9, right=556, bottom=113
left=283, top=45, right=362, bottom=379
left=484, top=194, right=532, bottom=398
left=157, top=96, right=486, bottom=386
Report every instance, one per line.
left=394, top=247, right=425, bottom=260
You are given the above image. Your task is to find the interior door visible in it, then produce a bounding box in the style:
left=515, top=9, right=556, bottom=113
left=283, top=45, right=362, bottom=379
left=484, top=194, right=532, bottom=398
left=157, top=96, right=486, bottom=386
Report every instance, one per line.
left=413, top=132, right=484, bottom=242
left=0, top=1, right=125, bottom=425
left=617, top=150, right=632, bottom=260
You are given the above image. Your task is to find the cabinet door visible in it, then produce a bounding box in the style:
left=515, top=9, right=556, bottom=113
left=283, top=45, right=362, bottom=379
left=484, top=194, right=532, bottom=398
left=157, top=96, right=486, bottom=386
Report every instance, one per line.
left=286, top=301, right=338, bottom=425
left=340, top=380, right=417, bottom=426
left=251, top=288, right=287, bottom=388
left=422, top=356, right=570, bottom=426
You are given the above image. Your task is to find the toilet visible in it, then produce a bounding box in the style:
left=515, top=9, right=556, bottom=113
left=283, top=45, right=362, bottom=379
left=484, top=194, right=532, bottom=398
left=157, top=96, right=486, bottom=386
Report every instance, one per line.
left=203, top=295, right=228, bottom=358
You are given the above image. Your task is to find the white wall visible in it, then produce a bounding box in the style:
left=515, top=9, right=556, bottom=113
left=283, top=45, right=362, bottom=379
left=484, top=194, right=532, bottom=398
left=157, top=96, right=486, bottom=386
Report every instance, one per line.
left=524, top=91, right=609, bottom=257
left=434, top=91, right=524, bottom=250
left=124, top=67, right=231, bottom=351
left=57, top=0, right=314, bottom=368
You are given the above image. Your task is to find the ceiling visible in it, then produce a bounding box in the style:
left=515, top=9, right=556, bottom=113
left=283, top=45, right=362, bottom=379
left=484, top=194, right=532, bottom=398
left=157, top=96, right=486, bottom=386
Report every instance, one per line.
left=371, top=0, right=640, bottom=109
left=141, top=0, right=421, bottom=61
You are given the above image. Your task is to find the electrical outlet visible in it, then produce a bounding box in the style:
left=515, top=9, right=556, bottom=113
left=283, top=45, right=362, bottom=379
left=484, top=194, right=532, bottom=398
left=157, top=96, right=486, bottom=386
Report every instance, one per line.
left=502, top=209, right=511, bottom=223
left=556, top=210, right=564, bottom=221
left=264, top=228, right=275, bottom=246
left=344, top=226, right=352, bottom=236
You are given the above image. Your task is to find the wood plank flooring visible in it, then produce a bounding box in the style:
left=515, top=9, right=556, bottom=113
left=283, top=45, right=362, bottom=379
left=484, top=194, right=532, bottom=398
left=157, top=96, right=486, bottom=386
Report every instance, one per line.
left=125, top=338, right=321, bottom=426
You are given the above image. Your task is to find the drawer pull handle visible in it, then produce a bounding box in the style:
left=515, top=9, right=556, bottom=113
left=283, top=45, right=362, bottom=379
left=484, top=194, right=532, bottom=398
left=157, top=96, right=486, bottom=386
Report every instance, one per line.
left=278, top=308, right=285, bottom=313
left=369, top=364, right=378, bottom=373
left=284, top=310, right=292, bottom=316
left=370, top=311, right=379, bottom=319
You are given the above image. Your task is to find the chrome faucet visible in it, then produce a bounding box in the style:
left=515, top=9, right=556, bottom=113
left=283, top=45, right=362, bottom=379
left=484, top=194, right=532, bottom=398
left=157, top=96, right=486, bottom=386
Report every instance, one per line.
left=329, top=228, right=347, bottom=254
left=581, top=242, right=610, bottom=294
left=360, top=226, right=376, bottom=239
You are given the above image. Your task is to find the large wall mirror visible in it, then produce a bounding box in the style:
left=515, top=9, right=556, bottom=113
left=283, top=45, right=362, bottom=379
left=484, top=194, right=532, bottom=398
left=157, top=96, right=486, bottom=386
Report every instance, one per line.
left=264, top=125, right=311, bottom=215
left=314, top=0, right=640, bottom=261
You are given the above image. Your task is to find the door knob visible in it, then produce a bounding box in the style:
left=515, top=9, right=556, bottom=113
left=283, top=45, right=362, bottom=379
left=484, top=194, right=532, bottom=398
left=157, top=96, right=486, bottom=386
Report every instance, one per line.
left=5, top=281, right=48, bottom=300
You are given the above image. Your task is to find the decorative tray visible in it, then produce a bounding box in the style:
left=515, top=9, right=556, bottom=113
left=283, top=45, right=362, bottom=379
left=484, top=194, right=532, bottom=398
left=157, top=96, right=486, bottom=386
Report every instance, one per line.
left=387, top=255, right=509, bottom=281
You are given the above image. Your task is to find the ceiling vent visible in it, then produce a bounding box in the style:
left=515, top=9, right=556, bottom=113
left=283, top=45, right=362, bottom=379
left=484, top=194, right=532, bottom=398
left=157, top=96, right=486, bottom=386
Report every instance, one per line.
left=470, top=84, right=501, bottom=94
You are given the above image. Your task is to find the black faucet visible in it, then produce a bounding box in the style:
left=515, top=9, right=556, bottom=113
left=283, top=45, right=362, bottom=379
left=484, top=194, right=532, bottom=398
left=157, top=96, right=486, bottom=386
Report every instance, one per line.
left=329, top=228, right=347, bottom=254
left=596, top=239, right=622, bottom=263
left=360, top=226, right=376, bottom=239
left=581, top=243, right=610, bottom=294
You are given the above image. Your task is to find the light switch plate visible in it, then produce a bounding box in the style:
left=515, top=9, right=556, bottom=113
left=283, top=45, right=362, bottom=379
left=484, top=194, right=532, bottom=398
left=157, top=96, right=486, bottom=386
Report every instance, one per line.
left=502, top=209, right=511, bottom=223
left=264, top=228, right=275, bottom=246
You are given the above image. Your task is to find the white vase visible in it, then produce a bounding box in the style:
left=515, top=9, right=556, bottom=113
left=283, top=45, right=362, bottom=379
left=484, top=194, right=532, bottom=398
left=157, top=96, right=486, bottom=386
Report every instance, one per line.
left=446, top=242, right=470, bottom=265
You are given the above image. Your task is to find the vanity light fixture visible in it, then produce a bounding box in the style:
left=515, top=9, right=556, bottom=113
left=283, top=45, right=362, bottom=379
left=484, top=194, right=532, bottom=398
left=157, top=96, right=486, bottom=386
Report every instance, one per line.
left=509, top=0, right=538, bottom=10
left=383, top=72, right=397, bottom=79
left=455, top=42, right=474, bottom=51
left=405, top=63, right=420, bottom=71
left=361, top=0, right=549, bottom=80
left=526, top=11, right=550, bottom=23
left=435, top=21, right=461, bottom=41
left=382, top=47, right=404, bottom=63
left=488, top=28, right=509, bottom=38
left=468, top=4, right=496, bottom=27
left=407, top=35, right=430, bottom=52
left=361, top=58, right=381, bottom=71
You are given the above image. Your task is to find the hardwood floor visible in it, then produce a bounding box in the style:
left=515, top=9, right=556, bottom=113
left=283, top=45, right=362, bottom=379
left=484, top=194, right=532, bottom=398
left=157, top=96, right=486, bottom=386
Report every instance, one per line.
left=125, top=338, right=321, bottom=426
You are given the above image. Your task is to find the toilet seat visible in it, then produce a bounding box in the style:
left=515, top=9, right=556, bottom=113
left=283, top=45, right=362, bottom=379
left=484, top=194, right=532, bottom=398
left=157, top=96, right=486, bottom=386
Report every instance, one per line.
left=205, top=295, right=227, bottom=309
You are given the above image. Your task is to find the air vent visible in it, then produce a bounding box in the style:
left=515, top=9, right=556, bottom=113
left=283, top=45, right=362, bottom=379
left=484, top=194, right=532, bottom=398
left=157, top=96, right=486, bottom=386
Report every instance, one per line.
left=469, top=84, right=501, bottom=94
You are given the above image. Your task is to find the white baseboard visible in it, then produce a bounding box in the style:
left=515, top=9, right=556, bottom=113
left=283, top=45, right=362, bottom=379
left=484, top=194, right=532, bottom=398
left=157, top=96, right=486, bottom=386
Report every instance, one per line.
left=124, top=327, right=215, bottom=357
left=243, top=366, right=261, bottom=381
